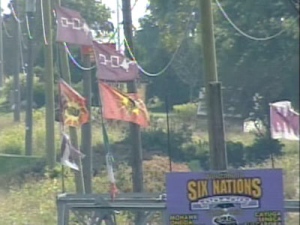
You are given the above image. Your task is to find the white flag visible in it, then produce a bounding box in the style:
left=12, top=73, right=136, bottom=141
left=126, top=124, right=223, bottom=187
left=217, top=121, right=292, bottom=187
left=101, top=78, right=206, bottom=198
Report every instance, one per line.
left=60, top=133, right=85, bottom=170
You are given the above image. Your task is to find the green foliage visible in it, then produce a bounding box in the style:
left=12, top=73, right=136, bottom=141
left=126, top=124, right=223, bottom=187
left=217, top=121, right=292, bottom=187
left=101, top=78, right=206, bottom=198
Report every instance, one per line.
left=0, top=156, right=43, bottom=177
left=138, top=128, right=193, bottom=160
left=136, top=0, right=299, bottom=118
left=173, top=102, right=198, bottom=123
left=245, top=135, right=284, bottom=165
left=0, top=125, right=25, bottom=155
left=2, top=74, right=47, bottom=108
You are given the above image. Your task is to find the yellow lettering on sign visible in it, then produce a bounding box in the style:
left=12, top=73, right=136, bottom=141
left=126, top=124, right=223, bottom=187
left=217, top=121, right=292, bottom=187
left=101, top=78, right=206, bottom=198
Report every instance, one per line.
left=212, top=178, right=262, bottom=199
left=187, top=180, right=209, bottom=201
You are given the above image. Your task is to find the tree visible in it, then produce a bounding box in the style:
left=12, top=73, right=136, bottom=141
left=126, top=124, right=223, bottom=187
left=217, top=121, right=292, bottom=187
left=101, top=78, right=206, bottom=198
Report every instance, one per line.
left=2, top=0, right=111, bottom=81
left=134, top=0, right=299, bottom=116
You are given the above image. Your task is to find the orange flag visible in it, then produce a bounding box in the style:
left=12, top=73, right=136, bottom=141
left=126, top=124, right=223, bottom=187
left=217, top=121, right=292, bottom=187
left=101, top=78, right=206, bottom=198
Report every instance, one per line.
left=59, top=79, right=89, bottom=127
left=99, top=82, right=150, bottom=127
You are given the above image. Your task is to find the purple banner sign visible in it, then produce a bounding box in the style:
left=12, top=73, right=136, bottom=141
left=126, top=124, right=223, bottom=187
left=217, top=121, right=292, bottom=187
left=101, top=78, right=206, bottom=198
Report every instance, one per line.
left=93, top=41, right=139, bottom=82
left=166, top=169, right=284, bottom=225
left=55, top=6, right=93, bottom=46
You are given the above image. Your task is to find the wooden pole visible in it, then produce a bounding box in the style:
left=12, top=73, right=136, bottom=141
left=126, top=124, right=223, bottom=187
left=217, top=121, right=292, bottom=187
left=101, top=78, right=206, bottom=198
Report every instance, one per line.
left=44, top=0, right=56, bottom=168
left=122, top=0, right=144, bottom=224
left=81, top=50, right=93, bottom=194
left=25, top=0, right=36, bottom=156
left=199, top=0, right=227, bottom=170
left=0, top=0, right=4, bottom=96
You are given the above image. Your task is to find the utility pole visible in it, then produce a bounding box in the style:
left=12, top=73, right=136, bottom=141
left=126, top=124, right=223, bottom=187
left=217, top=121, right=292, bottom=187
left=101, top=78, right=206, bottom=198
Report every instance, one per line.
left=199, top=0, right=227, bottom=170
left=122, top=0, right=144, bottom=224
left=44, top=0, right=56, bottom=168
left=122, top=0, right=143, bottom=194
left=81, top=49, right=92, bottom=194
left=12, top=0, right=20, bottom=122
left=0, top=0, right=4, bottom=96
left=25, top=0, right=36, bottom=156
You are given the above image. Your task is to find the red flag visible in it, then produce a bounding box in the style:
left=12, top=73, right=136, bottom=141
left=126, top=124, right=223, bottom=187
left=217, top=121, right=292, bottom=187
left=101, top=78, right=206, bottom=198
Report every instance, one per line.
left=270, top=101, right=299, bottom=141
left=93, top=41, right=139, bottom=81
left=55, top=6, right=93, bottom=46
left=99, top=82, right=149, bottom=127
left=59, top=79, right=89, bottom=127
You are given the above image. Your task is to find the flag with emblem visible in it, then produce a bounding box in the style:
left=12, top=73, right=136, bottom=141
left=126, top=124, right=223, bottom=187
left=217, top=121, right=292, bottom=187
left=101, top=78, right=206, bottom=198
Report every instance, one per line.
left=270, top=101, right=299, bottom=141
left=99, top=82, right=149, bottom=127
left=59, top=79, right=89, bottom=127
left=55, top=6, right=93, bottom=46
left=93, top=41, right=139, bottom=81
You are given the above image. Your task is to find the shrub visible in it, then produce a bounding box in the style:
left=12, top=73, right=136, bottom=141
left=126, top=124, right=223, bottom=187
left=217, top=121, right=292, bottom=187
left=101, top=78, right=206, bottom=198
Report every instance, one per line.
left=245, top=135, right=284, bottom=165
left=173, top=102, right=198, bottom=124
left=226, top=141, right=246, bottom=168
left=2, top=74, right=47, bottom=108
left=142, top=128, right=193, bottom=161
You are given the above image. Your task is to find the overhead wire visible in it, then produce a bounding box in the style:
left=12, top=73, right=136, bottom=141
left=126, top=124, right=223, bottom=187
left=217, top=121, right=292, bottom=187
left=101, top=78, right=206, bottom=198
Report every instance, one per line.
left=9, top=2, right=22, bottom=23
left=18, top=23, right=26, bottom=74
left=63, top=43, right=96, bottom=71
left=123, top=10, right=195, bottom=77
left=8, top=2, right=27, bottom=74
left=2, top=20, right=13, bottom=38
left=214, top=0, right=296, bottom=41
left=25, top=15, right=33, bottom=40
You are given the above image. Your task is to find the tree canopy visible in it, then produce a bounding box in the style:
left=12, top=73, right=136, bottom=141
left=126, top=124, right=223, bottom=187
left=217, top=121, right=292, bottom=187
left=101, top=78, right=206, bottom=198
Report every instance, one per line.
left=134, top=0, right=299, bottom=117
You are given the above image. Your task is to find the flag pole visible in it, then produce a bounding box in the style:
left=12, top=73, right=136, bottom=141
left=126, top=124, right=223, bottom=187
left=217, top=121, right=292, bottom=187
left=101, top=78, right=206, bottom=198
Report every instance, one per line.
left=56, top=0, right=85, bottom=195
left=165, top=93, right=172, bottom=172
left=57, top=70, right=66, bottom=193
left=269, top=105, right=275, bottom=169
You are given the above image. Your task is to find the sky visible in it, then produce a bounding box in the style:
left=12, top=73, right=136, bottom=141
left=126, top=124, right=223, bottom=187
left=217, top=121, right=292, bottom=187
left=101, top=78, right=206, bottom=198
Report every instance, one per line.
left=1, top=0, right=10, bottom=15
left=102, top=0, right=149, bottom=28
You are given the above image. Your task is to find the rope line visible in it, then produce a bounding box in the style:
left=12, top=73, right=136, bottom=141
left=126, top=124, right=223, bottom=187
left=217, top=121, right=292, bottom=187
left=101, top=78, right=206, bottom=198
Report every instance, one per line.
left=25, top=15, right=33, bottom=39
left=215, top=0, right=289, bottom=41
left=40, top=0, right=49, bottom=45
left=9, top=2, right=22, bottom=23
left=2, top=20, right=13, bottom=38
left=63, top=43, right=96, bottom=71
left=123, top=10, right=195, bottom=77
left=19, top=23, right=26, bottom=75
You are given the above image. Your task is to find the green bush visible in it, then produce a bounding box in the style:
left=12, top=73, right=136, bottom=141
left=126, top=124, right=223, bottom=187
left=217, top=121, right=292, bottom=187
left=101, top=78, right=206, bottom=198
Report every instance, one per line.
left=226, top=141, right=246, bottom=168
left=2, top=73, right=47, bottom=108
left=173, top=102, right=198, bottom=123
left=245, top=135, right=284, bottom=165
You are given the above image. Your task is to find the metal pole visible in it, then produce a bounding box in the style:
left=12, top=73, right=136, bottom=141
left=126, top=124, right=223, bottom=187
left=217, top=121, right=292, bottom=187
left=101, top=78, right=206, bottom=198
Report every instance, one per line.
left=199, top=0, right=227, bottom=170
left=25, top=0, right=36, bottom=156
left=44, top=0, right=56, bottom=168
